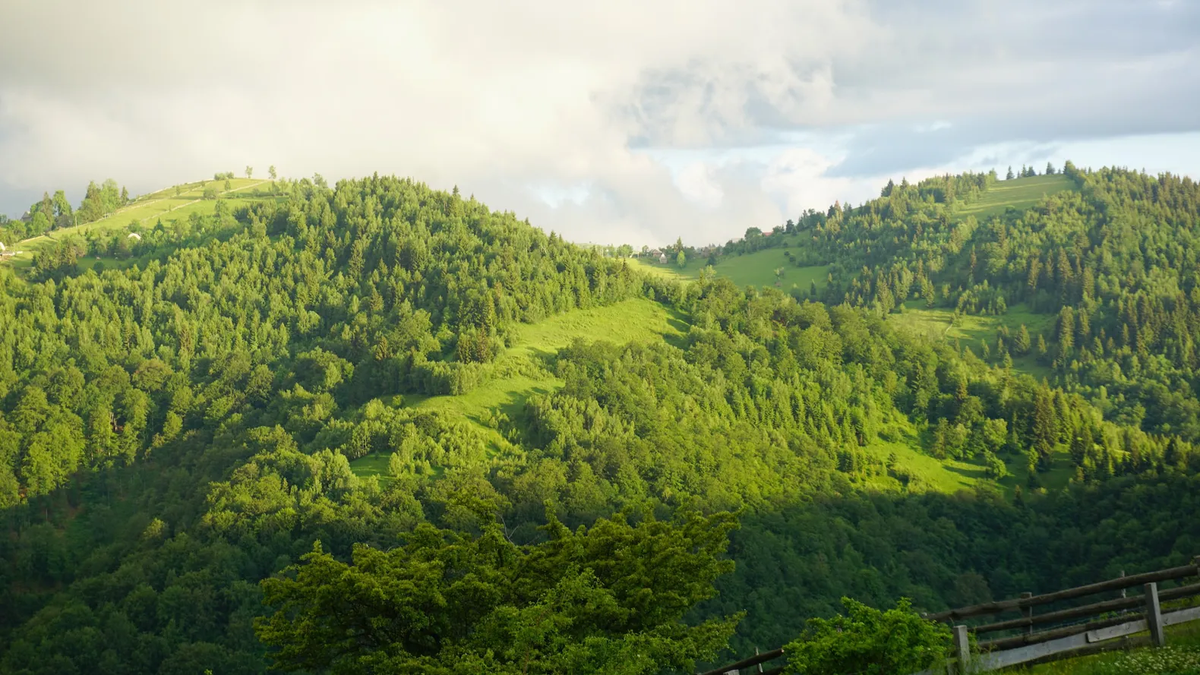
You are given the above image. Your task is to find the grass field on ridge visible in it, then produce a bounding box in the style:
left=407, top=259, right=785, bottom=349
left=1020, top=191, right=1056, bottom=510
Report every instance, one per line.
left=3, top=177, right=279, bottom=271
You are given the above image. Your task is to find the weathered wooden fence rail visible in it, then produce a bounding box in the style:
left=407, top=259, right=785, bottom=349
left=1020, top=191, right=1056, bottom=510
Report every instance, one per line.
left=698, top=557, right=1200, bottom=675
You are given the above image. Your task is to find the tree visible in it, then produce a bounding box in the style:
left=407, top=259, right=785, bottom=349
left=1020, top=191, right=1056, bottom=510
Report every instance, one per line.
left=1006, top=166, right=1015, bottom=180
left=77, top=181, right=105, bottom=222
left=51, top=190, right=72, bottom=219
left=1045, top=162, right=1056, bottom=175
left=245, top=166, right=253, bottom=179
left=29, top=210, right=51, bottom=237
left=783, top=598, right=951, bottom=675
left=100, top=179, right=121, bottom=212
left=256, top=510, right=740, bottom=674
left=34, top=192, right=54, bottom=223
left=1014, top=324, right=1031, bottom=355
left=269, top=165, right=277, bottom=180
left=203, top=185, right=219, bottom=200
left=676, top=251, right=686, bottom=269
left=1057, top=306, right=1075, bottom=353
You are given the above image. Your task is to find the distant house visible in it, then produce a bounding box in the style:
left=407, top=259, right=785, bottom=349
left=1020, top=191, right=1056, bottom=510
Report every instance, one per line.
left=659, top=253, right=668, bottom=264
left=19, top=211, right=32, bottom=223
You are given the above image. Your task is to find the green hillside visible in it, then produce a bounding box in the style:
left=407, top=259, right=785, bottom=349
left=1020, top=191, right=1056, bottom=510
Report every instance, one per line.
left=2, top=177, right=279, bottom=272
left=2, top=167, right=1199, bottom=675
left=890, top=300, right=1055, bottom=377
left=629, top=247, right=829, bottom=292
left=627, top=175, right=1074, bottom=295
left=349, top=295, right=1001, bottom=495
left=957, top=174, right=1075, bottom=220
left=350, top=298, right=688, bottom=479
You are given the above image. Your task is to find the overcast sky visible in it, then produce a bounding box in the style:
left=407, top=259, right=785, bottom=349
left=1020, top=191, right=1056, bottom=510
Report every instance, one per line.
left=2, top=0, right=1198, bottom=245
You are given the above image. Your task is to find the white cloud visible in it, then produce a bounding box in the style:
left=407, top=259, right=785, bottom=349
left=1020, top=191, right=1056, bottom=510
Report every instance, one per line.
left=675, top=162, right=725, bottom=209
left=1, top=0, right=1198, bottom=246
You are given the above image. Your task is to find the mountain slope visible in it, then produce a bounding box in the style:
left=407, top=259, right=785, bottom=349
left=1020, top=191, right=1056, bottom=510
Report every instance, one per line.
left=1, top=168, right=1198, bottom=674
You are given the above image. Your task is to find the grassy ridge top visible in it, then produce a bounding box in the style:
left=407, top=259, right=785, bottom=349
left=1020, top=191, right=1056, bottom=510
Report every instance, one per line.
left=630, top=174, right=1077, bottom=290
left=3, top=177, right=279, bottom=271
left=957, top=174, right=1075, bottom=220
left=629, top=248, right=830, bottom=292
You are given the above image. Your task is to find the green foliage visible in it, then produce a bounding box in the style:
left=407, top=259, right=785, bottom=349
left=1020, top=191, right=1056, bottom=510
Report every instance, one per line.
left=783, top=598, right=951, bottom=675
left=2, top=167, right=1200, bottom=675
left=256, top=510, right=740, bottom=674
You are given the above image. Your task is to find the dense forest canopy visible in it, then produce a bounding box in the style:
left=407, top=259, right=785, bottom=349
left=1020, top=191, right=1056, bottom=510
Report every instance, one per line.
left=1, top=168, right=1198, bottom=674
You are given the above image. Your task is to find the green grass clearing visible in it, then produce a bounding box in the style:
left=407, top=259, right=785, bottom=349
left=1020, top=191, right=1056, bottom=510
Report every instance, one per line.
left=416, top=297, right=689, bottom=423
left=892, top=301, right=1056, bottom=379
left=350, top=298, right=689, bottom=478
left=625, top=256, right=700, bottom=282
left=864, top=422, right=986, bottom=494
left=348, top=453, right=392, bottom=483
left=958, top=174, right=1076, bottom=221
left=627, top=247, right=829, bottom=293
left=3, top=178, right=276, bottom=270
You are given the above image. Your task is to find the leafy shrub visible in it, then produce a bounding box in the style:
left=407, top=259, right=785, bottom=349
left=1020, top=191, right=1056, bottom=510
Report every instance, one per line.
left=784, top=597, right=951, bottom=675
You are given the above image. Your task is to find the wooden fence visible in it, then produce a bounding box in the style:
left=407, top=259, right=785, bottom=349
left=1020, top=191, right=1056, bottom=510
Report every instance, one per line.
left=697, top=557, right=1200, bottom=675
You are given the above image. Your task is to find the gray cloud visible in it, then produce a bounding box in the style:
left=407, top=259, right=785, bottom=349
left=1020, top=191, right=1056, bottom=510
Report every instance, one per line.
left=1, top=0, right=1197, bottom=244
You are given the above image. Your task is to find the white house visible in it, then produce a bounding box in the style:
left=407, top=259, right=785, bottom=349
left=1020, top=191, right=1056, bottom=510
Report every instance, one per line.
left=658, top=252, right=668, bottom=264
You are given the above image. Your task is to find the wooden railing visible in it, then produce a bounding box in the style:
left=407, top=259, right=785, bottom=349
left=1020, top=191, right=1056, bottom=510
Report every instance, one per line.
left=697, top=646, right=786, bottom=675
left=919, top=556, right=1200, bottom=674
left=697, top=557, right=1200, bottom=675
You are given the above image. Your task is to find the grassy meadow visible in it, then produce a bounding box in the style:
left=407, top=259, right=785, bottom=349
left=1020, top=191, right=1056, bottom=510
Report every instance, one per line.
left=348, top=298, right=691, bottom=480
left=627, top=246, right=829, bottom=293
left=890, top=300, right=1056, bottom=378
left=2, top=177, right=279, bottom=271
left=958, top=174, right=1076, bottom=220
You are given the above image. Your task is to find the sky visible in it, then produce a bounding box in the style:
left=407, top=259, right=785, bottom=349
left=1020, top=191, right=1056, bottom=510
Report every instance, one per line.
left=1, top=0, right=1198, bottom=246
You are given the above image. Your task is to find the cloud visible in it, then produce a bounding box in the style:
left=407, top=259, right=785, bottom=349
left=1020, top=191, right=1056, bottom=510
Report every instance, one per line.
left=1, top=0, right=1198, bottom=245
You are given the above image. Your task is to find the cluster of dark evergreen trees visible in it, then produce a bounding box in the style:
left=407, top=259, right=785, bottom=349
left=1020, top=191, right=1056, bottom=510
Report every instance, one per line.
left=1, top=169, right=1198, bottom=674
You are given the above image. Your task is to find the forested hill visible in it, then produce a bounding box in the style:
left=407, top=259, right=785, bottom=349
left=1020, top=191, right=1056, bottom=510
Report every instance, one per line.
left=689, top=164, right=1200, bottom=460
left=1, top=171, right=1199, bottom=674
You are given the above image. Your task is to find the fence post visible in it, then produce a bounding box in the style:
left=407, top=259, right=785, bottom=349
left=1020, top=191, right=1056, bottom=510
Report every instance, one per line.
left=1020, top=591, right=1033, bottom=635
left=1120, top=571, right=1126, bottom=599
left=1144, top=582, right=1166, bottom=647
left=954, top=625, right=971, bottom=675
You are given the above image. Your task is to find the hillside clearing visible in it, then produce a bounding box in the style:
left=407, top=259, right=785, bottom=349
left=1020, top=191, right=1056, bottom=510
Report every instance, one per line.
left=891, top=301, right=1056, bottom=378
left=349, top=298, right=688, bottom=478
left=3, top=178, right=277, bottom=270
left=351, top=297, right=996, bottom=497
left=627, top=248, right=829, bottom=293
left=958, top=174, right=1076, bottom=220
